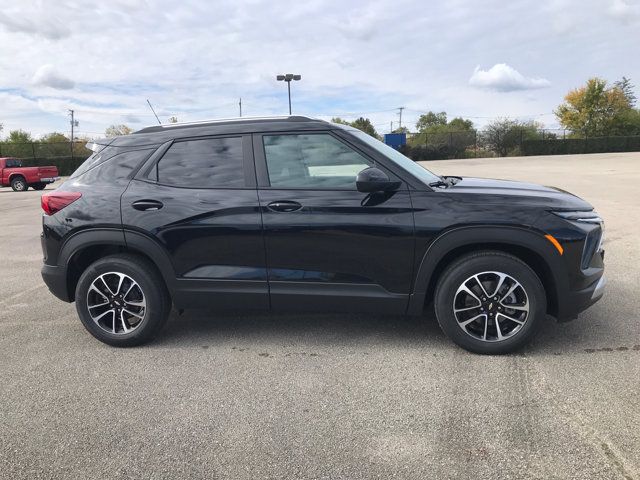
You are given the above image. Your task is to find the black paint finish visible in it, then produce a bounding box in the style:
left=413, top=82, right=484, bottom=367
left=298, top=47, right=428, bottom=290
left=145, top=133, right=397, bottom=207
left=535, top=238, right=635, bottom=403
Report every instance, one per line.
left=41, top=116, right=605, bottom=321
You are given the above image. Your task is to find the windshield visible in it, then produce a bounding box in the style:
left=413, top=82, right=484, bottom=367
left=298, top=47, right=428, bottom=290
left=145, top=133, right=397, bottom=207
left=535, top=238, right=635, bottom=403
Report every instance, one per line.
left=350, top=131, right=441, bottom=185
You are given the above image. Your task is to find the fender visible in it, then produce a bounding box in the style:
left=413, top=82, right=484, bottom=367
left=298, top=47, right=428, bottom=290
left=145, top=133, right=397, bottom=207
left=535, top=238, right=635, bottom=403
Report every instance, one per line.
left=59, top=228, right=127, bottom=267
left=407, top=225, right=569, bottom=315
left=58, top=227, right=177, bottom=292
left=123, top=229, right=178, bottom=289
left=8, top=172, right=26, bottom=182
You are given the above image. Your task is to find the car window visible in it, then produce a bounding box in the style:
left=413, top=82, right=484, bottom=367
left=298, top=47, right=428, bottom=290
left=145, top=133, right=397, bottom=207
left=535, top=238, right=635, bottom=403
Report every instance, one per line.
left=78, top=149, right=155, bottom=185
left=5, top=159, right=22, bottom=168
left=263, top=134, right=372, bottom=189
left=157, top=137, right=244, bottom=188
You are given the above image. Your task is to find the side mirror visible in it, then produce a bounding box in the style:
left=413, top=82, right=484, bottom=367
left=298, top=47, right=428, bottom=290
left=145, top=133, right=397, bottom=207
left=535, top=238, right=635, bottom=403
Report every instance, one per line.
left=356, top=167, right=401, bottom=193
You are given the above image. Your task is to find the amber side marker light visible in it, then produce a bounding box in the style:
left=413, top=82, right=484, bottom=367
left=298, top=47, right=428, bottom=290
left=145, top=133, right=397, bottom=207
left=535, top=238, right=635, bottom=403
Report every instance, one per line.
left=544, top=234, right=564, bottom=255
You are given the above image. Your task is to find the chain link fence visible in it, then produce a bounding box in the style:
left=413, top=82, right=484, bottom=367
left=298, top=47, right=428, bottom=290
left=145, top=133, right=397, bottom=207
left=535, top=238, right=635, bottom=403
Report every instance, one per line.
left=402, top=129, right=640, bottom=160
left=0, top=141, right=92, bottom=176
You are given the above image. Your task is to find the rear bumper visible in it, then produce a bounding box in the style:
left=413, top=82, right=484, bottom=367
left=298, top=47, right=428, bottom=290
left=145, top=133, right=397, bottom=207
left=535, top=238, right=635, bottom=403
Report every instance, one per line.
left=41, top=264, right=72, bottom=302
left=556, top=274, right=606, bottom=322
left=39, top=177, right=59, bottom=183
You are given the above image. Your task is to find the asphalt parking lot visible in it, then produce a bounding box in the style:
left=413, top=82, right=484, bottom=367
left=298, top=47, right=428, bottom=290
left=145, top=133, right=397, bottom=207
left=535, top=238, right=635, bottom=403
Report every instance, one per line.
left=1, top=152, right=639, bottom=480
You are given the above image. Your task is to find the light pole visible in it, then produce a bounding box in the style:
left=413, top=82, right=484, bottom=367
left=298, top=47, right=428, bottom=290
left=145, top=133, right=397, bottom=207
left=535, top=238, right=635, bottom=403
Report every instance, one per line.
left=276, top=74, right=301, bottom=114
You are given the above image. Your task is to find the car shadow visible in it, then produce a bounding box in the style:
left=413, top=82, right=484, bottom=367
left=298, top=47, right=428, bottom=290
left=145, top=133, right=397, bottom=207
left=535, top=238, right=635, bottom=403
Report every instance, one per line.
left=149, top=306, right=607, bottom=356
left=152, top=307, right=451, bottom=350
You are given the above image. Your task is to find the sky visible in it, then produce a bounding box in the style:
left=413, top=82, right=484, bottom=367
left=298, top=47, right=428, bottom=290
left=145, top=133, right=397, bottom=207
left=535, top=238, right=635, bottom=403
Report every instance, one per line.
left=0, top=0, right=639, bottom=139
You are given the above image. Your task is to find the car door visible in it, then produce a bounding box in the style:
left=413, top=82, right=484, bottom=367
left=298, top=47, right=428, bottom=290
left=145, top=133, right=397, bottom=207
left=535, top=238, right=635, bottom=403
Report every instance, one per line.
left=253, top=131, right=415, bottom=314
left=121, top=134, right=268, bottom=310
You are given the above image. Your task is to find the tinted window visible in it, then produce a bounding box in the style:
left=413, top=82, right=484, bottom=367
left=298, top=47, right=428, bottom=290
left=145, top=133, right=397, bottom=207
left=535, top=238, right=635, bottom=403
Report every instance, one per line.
left=157, top=137, right=244, bottom=188
left=71, top=146, right=122, bottom=179
left=263, top=134, right=372, bottom=188
left=78, top=149, right=154, bottom=185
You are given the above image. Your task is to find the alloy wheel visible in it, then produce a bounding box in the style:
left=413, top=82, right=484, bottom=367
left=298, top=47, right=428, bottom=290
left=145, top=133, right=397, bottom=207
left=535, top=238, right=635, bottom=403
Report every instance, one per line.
left=86, top=272, right=147, bottom=335
left=453, top=271, right=529, bottom=342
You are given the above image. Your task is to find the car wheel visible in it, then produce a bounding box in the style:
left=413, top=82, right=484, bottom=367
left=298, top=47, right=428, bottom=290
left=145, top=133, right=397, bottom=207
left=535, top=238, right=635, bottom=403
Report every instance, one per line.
left=10, top=177, right=28, bottom=191
left=32, top=183, right=46, bottom=190
left=75, top=254, right=171, bottom=347
left=434, top=251, right=546, bottom=354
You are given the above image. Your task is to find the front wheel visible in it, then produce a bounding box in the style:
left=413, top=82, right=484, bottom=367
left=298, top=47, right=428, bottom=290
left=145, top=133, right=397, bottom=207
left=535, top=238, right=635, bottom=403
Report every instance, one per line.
left=75, top=254, right=171, bottom=347
left=434, top=251, right=546, bottom=354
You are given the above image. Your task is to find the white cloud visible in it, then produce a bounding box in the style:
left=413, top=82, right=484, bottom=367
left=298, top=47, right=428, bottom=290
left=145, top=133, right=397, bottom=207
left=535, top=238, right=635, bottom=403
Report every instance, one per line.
left=0, top=0, right=637, bottom=137
left=608, top=0, right=640, bottom=23
left=32, top=65, right=75, bottom=90
left=469, top=64, right=551, bottom=92
left=0, top=11, right=70, bottom=40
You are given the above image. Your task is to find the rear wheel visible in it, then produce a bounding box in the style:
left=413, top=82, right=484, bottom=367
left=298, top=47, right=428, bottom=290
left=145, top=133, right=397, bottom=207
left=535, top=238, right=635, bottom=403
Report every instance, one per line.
left=434, top=251, right=546, bottom=354
left=32, top=183, right=47, bottom=190
left=10, top=177, right=28, bottom=191
left=75, top=254, right=171, bottom=347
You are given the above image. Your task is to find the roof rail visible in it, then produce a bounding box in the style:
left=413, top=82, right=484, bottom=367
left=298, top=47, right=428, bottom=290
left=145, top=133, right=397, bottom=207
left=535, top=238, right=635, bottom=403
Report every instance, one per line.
left=134, top=115, right=321, bottom=134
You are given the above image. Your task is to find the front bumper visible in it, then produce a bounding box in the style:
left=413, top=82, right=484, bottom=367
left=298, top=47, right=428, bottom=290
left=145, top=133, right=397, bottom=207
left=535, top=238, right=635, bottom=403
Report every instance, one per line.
left=557, top=273, right=606, bottom=322
left=41, top=264, right=72, bottom=302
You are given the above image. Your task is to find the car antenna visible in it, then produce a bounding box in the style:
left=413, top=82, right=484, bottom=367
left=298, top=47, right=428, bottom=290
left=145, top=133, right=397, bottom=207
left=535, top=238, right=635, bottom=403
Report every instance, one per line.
left=146, top=99, right=162, bottom=125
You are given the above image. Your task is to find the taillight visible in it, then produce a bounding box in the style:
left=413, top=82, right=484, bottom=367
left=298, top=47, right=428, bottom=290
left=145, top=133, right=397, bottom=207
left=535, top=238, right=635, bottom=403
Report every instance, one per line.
left=41, top=192, right=82, bottom=215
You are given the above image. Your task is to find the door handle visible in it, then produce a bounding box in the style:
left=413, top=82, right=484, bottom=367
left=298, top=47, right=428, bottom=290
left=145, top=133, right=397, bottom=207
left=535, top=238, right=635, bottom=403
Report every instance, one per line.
left=267, top=200, right=302, bottom=212
left=132, top=199, right=164, bottom=211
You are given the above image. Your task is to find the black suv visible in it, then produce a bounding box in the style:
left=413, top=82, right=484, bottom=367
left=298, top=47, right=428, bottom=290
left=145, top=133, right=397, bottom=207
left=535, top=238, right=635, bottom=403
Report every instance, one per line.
left=40, top=116, right=605, bottom=353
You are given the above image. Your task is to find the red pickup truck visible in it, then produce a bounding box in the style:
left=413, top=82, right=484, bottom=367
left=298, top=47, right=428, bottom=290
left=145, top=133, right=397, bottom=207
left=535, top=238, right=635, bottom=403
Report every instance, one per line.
left=0, top=157, right=59, bottom=191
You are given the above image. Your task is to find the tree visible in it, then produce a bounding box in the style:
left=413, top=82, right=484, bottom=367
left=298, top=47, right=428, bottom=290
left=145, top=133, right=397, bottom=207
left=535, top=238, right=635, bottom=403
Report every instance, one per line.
left=392, top=126, right=409, bottom=134
left=6, top=129, right=33, bottom=143
left=614, top=76, right=636, bottom=107
left=105, top=124, right=133, bottom=137
left=447, top=117, right=474, bottom=131
left=40, top=132, right=69, bottom=143
left=480, top=118, right=541, bottom=157
left=330, top=117, right=378, bottom=138
left=555, top=78, right=631, bottom=137
left=416, top=111, right=447, bottom=132
left=350, top=117, right=378, bottom=137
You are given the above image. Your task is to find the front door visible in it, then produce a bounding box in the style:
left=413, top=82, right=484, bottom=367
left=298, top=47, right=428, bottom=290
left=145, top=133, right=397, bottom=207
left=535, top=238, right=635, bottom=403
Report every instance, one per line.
left=253, top=131, right=415, bottom=314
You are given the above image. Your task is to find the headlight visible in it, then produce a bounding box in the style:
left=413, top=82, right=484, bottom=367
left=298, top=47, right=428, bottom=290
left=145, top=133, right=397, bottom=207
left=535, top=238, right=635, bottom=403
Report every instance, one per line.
left=552, top=210, right=605, bottom=252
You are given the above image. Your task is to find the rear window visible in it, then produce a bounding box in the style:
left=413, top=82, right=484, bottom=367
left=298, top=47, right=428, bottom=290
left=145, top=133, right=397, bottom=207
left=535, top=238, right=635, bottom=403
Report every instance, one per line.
left=70, top=146, right=121, bottom=179
left=155, top=137, right=245, bottom=188
left=5, top=158, right=22, bottom=168
left=73, top=148, right=155, bottom=184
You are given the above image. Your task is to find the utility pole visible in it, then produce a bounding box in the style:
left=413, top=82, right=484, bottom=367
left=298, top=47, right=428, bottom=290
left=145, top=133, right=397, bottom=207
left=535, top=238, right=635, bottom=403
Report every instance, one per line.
left=239, top=97, right=242, bottom=117
left=397, top=107, right=405, bottom=130
left=68, top=110, right=78, bottom=159
left=390, top=121, right=393, bottom=133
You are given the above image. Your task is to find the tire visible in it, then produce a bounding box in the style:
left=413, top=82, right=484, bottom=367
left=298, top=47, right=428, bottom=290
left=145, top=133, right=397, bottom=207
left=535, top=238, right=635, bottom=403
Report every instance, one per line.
left=75, top=254, right=171, bottom=347
left=434, top=251, right=546, bottom=355
left=10, top=177, right=28, bottom=191
left=32, top=183, right=46, bottom=190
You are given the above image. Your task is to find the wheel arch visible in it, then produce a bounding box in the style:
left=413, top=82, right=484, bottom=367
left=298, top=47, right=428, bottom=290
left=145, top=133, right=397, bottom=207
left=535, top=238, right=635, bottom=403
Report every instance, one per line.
left=9, top=173, right=27, bottom=185
left=58, top=228, right=176, bottom=302
left=408, top=226, right=568, bottom=317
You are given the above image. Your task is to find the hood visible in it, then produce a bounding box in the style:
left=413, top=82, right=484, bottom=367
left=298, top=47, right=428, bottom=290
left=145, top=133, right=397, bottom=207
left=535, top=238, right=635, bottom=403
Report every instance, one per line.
left=444, top=177, right=593, bottom=211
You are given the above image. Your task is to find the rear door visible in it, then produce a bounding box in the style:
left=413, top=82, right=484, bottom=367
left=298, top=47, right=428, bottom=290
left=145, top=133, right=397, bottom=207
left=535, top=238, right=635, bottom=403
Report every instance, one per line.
left=253, top=131, right=415, bottom=314
left=121, top=134, right=268, bottom=310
